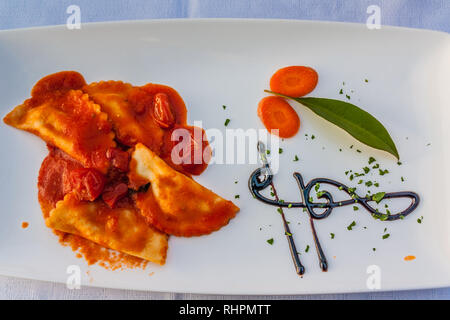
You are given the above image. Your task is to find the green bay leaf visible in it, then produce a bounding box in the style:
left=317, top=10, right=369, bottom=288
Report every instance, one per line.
left=265, top=91, right=399, bottom=160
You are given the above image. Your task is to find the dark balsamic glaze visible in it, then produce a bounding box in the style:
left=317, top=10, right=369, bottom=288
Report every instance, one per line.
left=248, top=142, right=420, bottom=276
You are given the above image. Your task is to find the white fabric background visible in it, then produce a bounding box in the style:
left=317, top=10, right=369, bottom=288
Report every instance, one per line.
left=0, top=0, right=449, bottom=299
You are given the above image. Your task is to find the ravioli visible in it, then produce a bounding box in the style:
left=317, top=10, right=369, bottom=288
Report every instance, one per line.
left=83, top=81, right=186, bottom=153
left=3, top=71, right=116, bottom=173
left=46, top=193, right=168, bottom=265
left=129, top=143, right=239, bottom=237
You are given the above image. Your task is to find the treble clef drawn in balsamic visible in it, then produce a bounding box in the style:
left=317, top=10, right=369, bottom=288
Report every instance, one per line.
left=248, top=141, right=420, bottom=276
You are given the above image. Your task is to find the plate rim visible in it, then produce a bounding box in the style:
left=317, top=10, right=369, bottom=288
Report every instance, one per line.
left=0, top=17, right=449, bottom=295
left=0, top=18, right=448, bottom=38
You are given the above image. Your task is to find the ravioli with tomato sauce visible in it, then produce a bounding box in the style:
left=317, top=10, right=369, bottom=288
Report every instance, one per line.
left=129, top=143, right=239, bottom=237
left=4, top=72, right=116, bottom=173
left=3, top=71, right=238, bottom=269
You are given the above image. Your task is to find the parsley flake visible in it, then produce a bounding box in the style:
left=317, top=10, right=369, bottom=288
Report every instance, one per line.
left=372, top=192, right=386, bottom=204
left=347, top=221, right=356, bottom=230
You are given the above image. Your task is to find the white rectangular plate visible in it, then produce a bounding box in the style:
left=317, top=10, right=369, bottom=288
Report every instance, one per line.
left=0, top=19, right=449, bottom=295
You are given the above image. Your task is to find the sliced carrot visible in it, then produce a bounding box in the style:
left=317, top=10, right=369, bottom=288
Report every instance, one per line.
left=270, top=66, right=318, bottom=97
left=257, top=96, right=300, bottom=138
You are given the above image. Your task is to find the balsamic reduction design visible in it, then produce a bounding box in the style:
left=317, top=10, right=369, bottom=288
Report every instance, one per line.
left=248, top=142, right=420, bottom=276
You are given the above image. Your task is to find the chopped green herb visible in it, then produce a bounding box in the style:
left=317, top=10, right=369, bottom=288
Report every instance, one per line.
left=358, top=179, right=363, bottom=184
left=365, top=181, right=373, bottom=187
left=305, top=245, right=310, bottom=252
left=267, top=238, right=274, bottom=245
left=397, top=161, right=402, bottom=166
left=374, top=182, right=379, bottom=187
left=293, top=155, right=299, bottom=161
left=278, top=148, right=283, bottom=154
left=285, top=232, right=292, bottom=236
left=346, top=95, right=351, bottom=100
left=224, top=118, right=230, bottom=126
left=222, top=105, right=227, bottom=110
left=417, top=216, right=423, bottom=224
left=311, top=135, right=315, bottom=140
left=234, top=195, right=240, bottom=199
left=372, top=192, right=386, bottom=204
left=234, top=180, right=238, bottom=184
left=277, top=208, right=283, bottom=214
left=365, top=79, right=369, bottom=83
left=349, top=174, right=354, bottom=181
left=357, top=149, right=362, bottom=153
left=353, top=206, right=359, bottom=211
left=339, top=89, right=343, bottom=94
left=288, top=203, right=293, bottom=208
left=266, top=150, right=271, bottom=155
left=382, top=234, right=390, bottom=240
left=347, top=221, right=356, bottom=230
left=372, top=163, right=380, bottom=169
left=368, top=157, right=376, bottom=164
left=316, top=191, right=326, bottom=198
left=348, top=187, right=356, bottom=194
left=372, top=248, right=376, bottom=251
left=401, top=176, right=405, bottom=182
left=330, top=233, right=335, bottom=239
left=315, top=183, right=320, bottom=192
left=379, top=169, right=389, bottom=176
left=363, top=167, right=370, bottom=174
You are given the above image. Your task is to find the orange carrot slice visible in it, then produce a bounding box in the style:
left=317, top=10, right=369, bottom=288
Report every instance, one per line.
left=257, top=96, right=300, bottom=138
left=270, top=66, right=318, bottom=97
